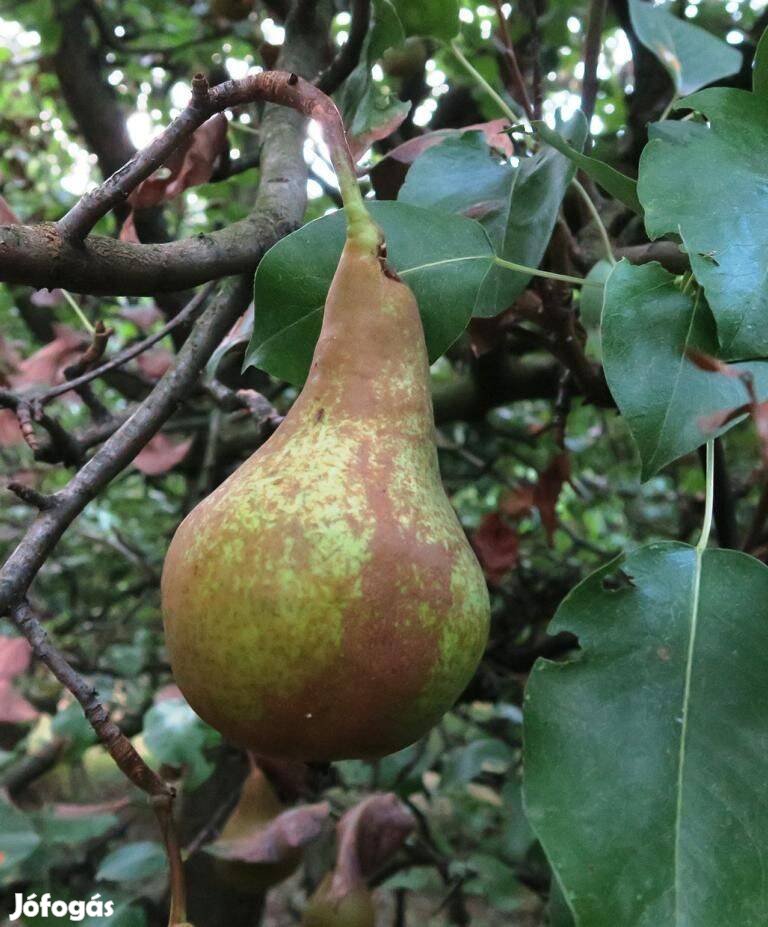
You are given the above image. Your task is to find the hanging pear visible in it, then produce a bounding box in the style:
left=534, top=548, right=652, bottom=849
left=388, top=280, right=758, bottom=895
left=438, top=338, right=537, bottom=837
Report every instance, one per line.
left=206, top=765, right=302, bottom=893
left=302, top=876, right=375, bottom=927
left=161, top=110, right=490, bottom=761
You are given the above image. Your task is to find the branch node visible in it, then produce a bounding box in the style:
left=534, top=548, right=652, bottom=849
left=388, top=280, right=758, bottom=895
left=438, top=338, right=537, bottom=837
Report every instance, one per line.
left=288, top=72, right=299, bottom=86
left=191, top=72, right=210, bottom=104
left=7, top=482, right=57, bottom=511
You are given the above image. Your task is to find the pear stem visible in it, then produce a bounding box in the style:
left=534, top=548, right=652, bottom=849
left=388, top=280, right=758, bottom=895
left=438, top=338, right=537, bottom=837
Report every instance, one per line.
left=494, top=255, right=601, bottom=288
left=57, top=70, right=379, bottom=251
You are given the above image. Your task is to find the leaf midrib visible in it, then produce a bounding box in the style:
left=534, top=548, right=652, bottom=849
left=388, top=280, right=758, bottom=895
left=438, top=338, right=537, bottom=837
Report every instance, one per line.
left=673, top=545, right=704, bottom=924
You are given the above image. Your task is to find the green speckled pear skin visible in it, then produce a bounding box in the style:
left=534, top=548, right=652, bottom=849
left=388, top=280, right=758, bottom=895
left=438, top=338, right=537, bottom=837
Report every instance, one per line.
left=161, top=234, right=490, bottom=761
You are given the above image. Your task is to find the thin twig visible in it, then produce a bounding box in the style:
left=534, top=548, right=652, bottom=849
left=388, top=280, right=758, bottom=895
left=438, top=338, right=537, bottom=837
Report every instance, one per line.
left=38, top=284, right=214, bottom=405
left=491, top=0, right=534, bottom=120
left=11, top=601, right=172, bottom=798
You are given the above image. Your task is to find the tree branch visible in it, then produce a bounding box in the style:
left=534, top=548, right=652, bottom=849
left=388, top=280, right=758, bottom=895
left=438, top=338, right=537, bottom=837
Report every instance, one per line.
left=316, top=0, right=371, bottom=94
left=581, top=0, right=607, bottom=123
left=58, top=70, right=359, bottom=242
left=492, top=0, right=534, bottom=121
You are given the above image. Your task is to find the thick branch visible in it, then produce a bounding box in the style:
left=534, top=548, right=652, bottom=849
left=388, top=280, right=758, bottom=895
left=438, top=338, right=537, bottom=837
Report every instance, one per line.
left=581, top=0, right=607, bottom=123
left=53, top=0, right=134, bottom=179
left=58, top=71, right=357, bottom=242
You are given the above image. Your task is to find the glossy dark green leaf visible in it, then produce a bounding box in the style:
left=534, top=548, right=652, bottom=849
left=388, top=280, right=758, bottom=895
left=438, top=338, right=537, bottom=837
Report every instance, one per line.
left=533, top=120, right=641, bottom=214
left=548, top=880, right=576, bottom=927
left=525, top=542, right=768, bottom=927
left=96, top=841, right=166, bottom=882
left=629, top=0, right=741, bottom=95
left=391, top=0, right=459, bottom=40
left=399, top=114, right=587, bottom=317
left=754, top=25, right=768, bottom=95
left=602, top=260, right=768, bottom=479
left=638, top=89, right=768, bottom=357
left=246, top=202, right=494, bottom=384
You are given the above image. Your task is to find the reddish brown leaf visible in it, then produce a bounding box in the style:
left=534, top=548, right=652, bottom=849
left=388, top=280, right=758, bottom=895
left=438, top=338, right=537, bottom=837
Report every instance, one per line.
left=118, top=304, right=164, bottom=331
left=0, top=195, right=21, bottom=225
left=501, top=483, right=536, bottom=520
left=534, top=452, right=571, bottom=544
left=370, top=119, right=514, bottom=199
left=698, top=405, right=749, bottom=435
left=0, top=680, right=38, bottom=723
left=136, top=348, right=173, bottom=381
left=119, top=211, right=140, bottom=244
left=133, top=434, right=193, bottom=475
left=0, top=636, right=32, bottom=679
left=340, top=794, right=413, bottom=884
left=326, top=794, right=414, bottom=898
left=472, top=512, right=519, bottom=585
left=10, top=326, right=86, bottom=388
left=120, top=115, right=228, bottom=242
left=209, top=798, right=330, bottom=864
left=51, top=798, right=129, bottom=818
left=349, top=107, right=410, bottom=161
left=0, top=410, right=23, bottom=447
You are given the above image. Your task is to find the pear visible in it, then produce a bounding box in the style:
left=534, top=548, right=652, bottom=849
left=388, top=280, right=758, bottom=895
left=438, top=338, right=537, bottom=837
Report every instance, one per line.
left=161, top=205, right=490, bottom=761
left=302, top=875, right=375, bottom=927
left=207, top=765, right=302, bottom=893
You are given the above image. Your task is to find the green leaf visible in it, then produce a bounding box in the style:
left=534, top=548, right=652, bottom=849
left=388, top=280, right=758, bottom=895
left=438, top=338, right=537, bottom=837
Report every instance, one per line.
left=399, top=113, right=588, bottom=317
left=524, top=542, right=768, bottom=926
left=754, top=25, right=768, bottom=96
left=601, top=260, right=768, bottom=479
left=337, top=0, right=409, bottom=143
left=548, top=879, right=576, bottom=927
left=142, top=697, right=220, bottom=789
left=34, top=807, right=118, bottom=845
left=533, top=120, right=642, bottom=214
left=0, top=795, right=41, bottom=875
left=52, top=701, right=98, bottom=755
left=442, top=737, right=516, bottom=784
left=464, top=853, right=523, bottom=911
left=638, top=89, right=768, bottom=357
left=628, top=0, right=741, bottom=95
left=391, top=0, right=459, bottom=40
left=246, top=202, right=494, bottom=385
left=96, top=841, right=166, bottom=882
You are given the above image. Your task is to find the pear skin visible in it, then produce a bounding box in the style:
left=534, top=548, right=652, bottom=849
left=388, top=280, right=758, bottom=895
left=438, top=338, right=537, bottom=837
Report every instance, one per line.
left=161, top=230, right=490, bottom=761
